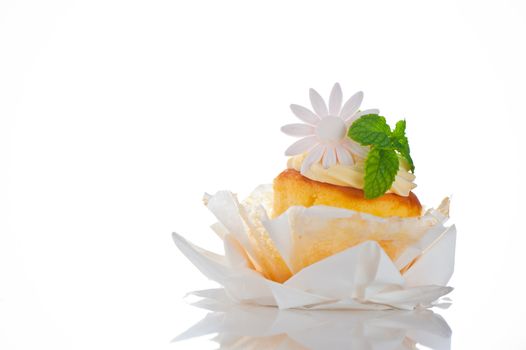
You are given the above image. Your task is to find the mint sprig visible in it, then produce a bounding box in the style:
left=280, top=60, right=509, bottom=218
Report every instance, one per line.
left=348, top=114, right=415, bottom=199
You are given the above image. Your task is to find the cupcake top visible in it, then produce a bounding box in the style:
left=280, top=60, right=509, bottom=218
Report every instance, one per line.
left=282, top=83, right=416, bottom=198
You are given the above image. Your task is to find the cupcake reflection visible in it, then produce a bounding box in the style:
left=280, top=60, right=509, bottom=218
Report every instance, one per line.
left=175, top=300, right=451, bottom=350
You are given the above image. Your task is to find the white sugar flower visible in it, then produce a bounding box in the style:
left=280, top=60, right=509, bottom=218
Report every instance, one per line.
left=282, top=83, right=378, bottom=174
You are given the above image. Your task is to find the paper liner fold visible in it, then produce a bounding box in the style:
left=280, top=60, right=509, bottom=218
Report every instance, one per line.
left=174, top=185, right=456, bottom=310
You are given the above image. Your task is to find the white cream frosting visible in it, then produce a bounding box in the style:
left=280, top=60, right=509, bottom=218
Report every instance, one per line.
left=287, top=153, right=416, bottom=196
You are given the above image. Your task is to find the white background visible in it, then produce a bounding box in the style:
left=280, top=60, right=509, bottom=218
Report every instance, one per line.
left=1, top=0, right=525, bottom=348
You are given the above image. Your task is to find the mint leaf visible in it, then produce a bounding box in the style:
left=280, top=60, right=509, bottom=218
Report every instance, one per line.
left=347, top=114, right=416, bottom=198
left=364, top=148, right=399, bottom=199
left=391, top=120, right=414, bottom=172
left=348, top=114, right=392, bottom=148
left=393, top=138, right=414, bottom=172
left=392, top=120, right=406, bottom=139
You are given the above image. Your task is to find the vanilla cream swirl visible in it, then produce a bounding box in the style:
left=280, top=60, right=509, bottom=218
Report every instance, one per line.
left=287, top=153, right=416, bottom=196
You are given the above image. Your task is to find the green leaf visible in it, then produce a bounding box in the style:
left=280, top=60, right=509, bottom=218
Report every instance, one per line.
left=348, top=114, right=392, bottom=148
left=393, top=138, right=414, bottom=172
left=390, top=120, right=415, bottom=172
left=363, top=148, right=399, bottom=199
left=392, top=120, right=406, bottom=139
left=347, top=114, right=416, bottom=198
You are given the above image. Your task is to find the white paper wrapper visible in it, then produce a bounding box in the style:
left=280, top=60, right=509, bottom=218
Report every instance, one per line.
left=173, top=185, right=456, bottom=310
left=175, top=294, right=452, bottom=350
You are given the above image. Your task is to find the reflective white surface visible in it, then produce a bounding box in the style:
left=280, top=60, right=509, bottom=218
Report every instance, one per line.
left=175, top=296, right=452, bottom=350
left=2, top=0, right=526, bottom=349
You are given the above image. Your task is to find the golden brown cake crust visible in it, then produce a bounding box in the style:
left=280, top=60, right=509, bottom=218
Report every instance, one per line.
left=273, top=169, right=422, bottom=218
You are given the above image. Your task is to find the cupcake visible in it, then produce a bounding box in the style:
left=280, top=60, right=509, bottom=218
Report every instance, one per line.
left=175, top=83, right=454, bottom=308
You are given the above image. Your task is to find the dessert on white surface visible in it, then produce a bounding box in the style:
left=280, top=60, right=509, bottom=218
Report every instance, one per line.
left=173, top=84, right=456, bottom=310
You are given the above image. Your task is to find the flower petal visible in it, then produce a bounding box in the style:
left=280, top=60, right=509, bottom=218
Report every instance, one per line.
left=328, top=83, right=342, bottom=116
left=309, top=88, right=328, bottom=118
left=340, top=91, right=363, bottom=119
left=344, top=139, right=369, bottom=158
left=290, top=104, right=320, bottom=125
left=335, top=144, right=354, bottom=166
left=300, top=144, right=325, bottom=174
left=322, top=146, right=337, bottom=168
left=358, top=108, right=380, bottom=117
left=281, top=123, right=315, bottom=137
left=284, top=136, right=318, bottom=156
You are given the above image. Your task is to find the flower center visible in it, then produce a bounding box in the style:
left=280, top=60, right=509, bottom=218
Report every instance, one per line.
left=315, top=116, right=347, bottom=143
